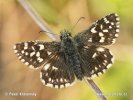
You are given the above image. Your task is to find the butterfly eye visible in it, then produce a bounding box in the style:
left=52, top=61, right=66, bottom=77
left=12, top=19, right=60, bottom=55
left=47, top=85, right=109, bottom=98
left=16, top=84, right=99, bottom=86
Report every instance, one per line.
left=69, top=33, right=71, bottom=37
left=60, top=35, right=62, bottom=40
left=67, top=32, right=71, bottom=37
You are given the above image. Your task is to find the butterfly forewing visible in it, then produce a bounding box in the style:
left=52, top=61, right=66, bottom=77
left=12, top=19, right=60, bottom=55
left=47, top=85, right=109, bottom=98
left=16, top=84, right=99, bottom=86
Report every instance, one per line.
left=74, top=13, right=120, bottom=45
left=40, top=52, right=75, bottom=88
left=79, top=45, right=114, bottom=78
left=13, top=41, right=61, bottom=69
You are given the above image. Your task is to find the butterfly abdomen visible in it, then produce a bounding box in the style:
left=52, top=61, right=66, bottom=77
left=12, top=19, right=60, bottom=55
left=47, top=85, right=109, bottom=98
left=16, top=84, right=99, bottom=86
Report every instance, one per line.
left=61, top=38, right=83, bottom=80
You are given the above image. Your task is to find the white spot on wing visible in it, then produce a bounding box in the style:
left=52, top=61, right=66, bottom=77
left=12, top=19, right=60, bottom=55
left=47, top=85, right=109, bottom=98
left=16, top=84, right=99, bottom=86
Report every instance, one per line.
left=92, top=53, right=97, bottom=58
left=32, top=46, right=35, bottom=50
left=52, top=66, right=58, bottom=70
left=90, top=70, right=94, bottom=75
left=47, top=51, right=52, bottom=55
left=48, top=78, right=52, bottom=82
left=115, top=13, right=118, bottom=16
left=99, top=32, right=104, bottom=37
left=84, top=46, right=89, bottom=48
left=40, top=72, right=47, bottom=85
left=25, top=52, right=28, bottom=55
left=60, top=78, right=63, bottom=82
left=116, top=29, right=119, bottom=32
left=99, top=37, right=105, bottom=43
left=103, top=29, right=108, bottom=32
left=88, top=38, right=92, bottom=42
left=104, top=60, right=107, bottom=63
left=103, top=62, right=106, bottom=66
left=109, top=51, right=114, bottom=63
left=39, top=44, right=44, bottom=50
left=111, top=22, right=114, bottom=25
left=44, top=63, right=50, bottom=70
left=60, top=85, right=65, bottom=88
left=105, top=21, right=109, bottom=24
left=21, top=59, right=25, bottom=62
left=24, top=46, right=28, bottom=50
left=46, top=83, right=53, bottom=87
left=90, top=27, right=97, bottom=33
left=13, top=45, right=16, bottom=49
left=112, top=39, right=116, bottom=43
left=115, top=34, right=119, bottom=37
left=111, top=57, right=114, bottom=63
left=41, top=79, right=46, bottom=85
left=37, top=57, right=43, bottom=63
left=21, top=50, right=25, bottom=54
left=103, top=18, right=107, bottom=22
left=95, top=67, right=98, bottom=70
left=103, top=69, right=106, bottom=73
left=36, top=52, right=40, bottom=57
left=116, top=17, right=119, bottom=21
left=64, top=79, right=67, bottom=82
left=97, top=47, right=105, bottom=52
left=65, top=83, right=70, bottom=87
left=100, top=25, right=103, bottom=29
left=30, top=52, right=35, bottom=57
left=103, top=54, right=107, bottom=57
left=107, top=64, right=112, bottom=68
left=91, top=74, right=97, bottom=78
left=98, top=72, right=102, bottom=76
left=116, top=25, right=120, bottom=28
left=24, top=43, right=28, bottom=46
left=14, top=50, right=18, bottom=53
left=109, top=26, right=112, bottom=29
left=25, top=62, right=29, bottom=65
left=29, top=65, right=34, bottom=69
left=54, top=85, right=58, bottom=88
left=18, top=56, right=22, bottom=59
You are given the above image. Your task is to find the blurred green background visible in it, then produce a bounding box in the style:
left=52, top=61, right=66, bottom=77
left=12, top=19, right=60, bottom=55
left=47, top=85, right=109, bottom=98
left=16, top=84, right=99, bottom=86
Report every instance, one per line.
left=0, top=0, right=133, bottom=100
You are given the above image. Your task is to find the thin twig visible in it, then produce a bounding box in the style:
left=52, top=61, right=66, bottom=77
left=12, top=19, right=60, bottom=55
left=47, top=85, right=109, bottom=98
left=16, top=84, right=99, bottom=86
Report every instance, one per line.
left=18, top=0, right=58, bottom=41
left=85, top=79, right=107, bottom=100
left=18, top=0, right=107, bottom=100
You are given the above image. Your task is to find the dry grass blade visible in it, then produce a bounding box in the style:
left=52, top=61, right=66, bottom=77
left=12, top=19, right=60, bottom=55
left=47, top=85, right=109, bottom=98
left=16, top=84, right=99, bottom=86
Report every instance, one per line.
left=18, top=0, right=107, bottom=100
left=18, top=0, right=58, bottom=41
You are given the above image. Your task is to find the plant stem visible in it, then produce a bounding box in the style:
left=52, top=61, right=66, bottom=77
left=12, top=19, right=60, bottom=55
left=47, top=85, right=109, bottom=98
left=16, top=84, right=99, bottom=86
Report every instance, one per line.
left=18, top=0, right=107, bottom=100
left=85, top=79, right=107, bottom=100
left=18, top=0, right=58, bottom=41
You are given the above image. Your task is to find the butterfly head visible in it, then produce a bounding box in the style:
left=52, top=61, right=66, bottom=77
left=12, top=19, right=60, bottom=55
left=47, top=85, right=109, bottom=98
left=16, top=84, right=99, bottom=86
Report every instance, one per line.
left=60, top=30, right=72, bottom=40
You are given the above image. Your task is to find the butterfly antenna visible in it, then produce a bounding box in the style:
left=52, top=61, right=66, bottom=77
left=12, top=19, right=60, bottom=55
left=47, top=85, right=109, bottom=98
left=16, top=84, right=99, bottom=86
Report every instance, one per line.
left=39, top=30, right=54, bottom=34
left=71, top=17, right=85, bottom=31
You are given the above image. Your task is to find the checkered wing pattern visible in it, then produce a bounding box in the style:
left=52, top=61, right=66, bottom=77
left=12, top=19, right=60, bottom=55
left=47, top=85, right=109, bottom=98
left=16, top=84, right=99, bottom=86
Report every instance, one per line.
left=40, top=52, right=75, bottom=88
left=13, top=13, right=120, bottom=88
left=13, top=41, right=60, bottom=69
left=13, top=41, right=75, bottom=88
left=79, top=45, right=114, bottom=78
left=74, top=13, right=120, bottom=45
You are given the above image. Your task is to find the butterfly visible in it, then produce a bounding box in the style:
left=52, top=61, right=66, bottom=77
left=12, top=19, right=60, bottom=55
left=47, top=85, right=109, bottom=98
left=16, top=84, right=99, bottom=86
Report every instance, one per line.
left=13, top=13, right=120, bottom=88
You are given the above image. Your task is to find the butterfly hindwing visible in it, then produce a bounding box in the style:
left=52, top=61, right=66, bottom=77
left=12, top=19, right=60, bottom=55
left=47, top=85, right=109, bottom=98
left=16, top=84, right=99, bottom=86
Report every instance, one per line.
left=74, top=13, right=120, bottom=45
left=13, top=41, right=61, bottom=69
left=79, top=45, right=114, bottom=78
left=40, top=52, right=75, bottom=88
